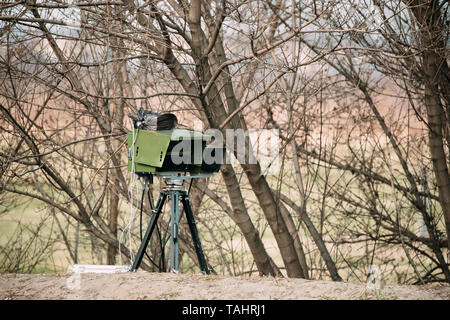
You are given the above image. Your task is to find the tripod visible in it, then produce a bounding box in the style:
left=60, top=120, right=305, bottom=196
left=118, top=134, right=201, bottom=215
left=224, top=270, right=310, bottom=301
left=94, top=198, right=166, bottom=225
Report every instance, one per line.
left=131, top=175, right=210, bottom=274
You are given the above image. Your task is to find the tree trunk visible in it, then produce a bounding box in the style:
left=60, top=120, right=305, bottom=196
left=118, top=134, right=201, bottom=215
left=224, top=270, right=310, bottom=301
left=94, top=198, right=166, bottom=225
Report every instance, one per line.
left=409, top=1, right=450, bottom=276
left=107, top=184, right=119, bottom=265
left=277, top=191, right=343, bottom=281
left=220, top=164, right=281, bottom=277
left=188, top=0, right=303, bottom=277
left=107, top=33, right=128, bottom=265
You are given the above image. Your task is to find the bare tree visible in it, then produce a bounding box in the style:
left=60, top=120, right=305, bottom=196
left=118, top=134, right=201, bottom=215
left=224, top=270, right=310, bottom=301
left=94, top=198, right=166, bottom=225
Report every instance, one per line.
left=1, top=0, right=446, bottom=284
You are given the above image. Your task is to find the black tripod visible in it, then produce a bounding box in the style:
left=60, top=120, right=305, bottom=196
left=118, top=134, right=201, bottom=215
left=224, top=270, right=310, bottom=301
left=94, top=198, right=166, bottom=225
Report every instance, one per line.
left=131, top=176, right=209, bottom=274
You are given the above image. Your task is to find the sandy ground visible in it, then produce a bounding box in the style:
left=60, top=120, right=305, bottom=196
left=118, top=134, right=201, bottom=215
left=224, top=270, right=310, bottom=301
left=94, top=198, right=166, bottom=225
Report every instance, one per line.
left=0, top=272, right=449, bottom=300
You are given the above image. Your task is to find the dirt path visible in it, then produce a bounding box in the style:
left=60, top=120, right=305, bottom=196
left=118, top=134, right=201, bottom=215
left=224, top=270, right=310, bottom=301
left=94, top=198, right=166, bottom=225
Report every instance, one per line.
left=1, top=272, right=449, bottom=300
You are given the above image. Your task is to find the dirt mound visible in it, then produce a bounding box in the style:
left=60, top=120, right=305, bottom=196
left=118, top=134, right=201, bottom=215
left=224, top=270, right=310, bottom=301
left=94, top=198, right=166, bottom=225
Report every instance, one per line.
left=1, top=272, right=449, bottom=300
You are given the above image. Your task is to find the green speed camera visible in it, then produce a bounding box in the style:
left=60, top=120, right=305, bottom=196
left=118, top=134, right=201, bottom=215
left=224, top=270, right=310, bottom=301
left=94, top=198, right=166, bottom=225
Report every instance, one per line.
left=127, top=109, right=223, bottom=274
left=127, top=128, right=224, bottom=175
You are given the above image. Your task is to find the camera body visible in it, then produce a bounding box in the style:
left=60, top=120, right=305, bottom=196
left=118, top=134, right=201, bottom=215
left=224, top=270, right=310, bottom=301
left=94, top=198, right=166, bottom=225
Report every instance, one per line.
left=127, top=128, right=224, bottom=175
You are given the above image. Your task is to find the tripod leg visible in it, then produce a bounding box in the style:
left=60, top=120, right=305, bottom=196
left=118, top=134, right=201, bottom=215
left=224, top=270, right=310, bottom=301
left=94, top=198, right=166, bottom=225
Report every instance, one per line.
left=170, top=191, right=180, bottom=273
left=181, top=192, right=210, bottom=274
left=131, top=192, right=167, bottom=271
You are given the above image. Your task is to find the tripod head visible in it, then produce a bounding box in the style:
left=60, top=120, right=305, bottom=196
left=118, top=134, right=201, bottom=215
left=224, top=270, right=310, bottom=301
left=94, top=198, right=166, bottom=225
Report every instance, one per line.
left=137, top=171, right=214, bottom=193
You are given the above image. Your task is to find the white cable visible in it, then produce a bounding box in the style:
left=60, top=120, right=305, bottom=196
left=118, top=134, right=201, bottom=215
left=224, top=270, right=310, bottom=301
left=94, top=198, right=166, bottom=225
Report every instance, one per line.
left=119, top=125, right=139, bottom=266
